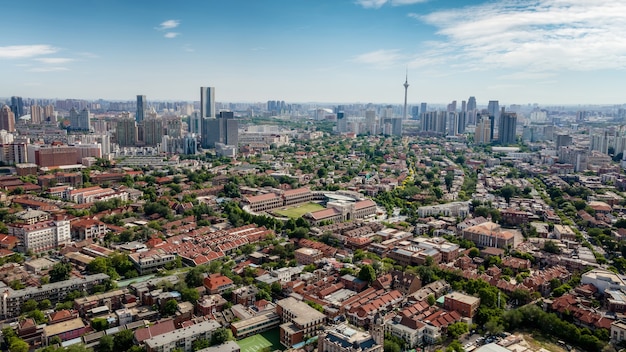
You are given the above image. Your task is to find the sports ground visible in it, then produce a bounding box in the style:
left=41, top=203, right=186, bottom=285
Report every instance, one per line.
left=236, top=329, right=282, bottom=352
left=273, top=202, right=324, bottom=218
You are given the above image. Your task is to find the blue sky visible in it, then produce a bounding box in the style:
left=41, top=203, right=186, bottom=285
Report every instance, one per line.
left=1, top=0, right=625, bottom=105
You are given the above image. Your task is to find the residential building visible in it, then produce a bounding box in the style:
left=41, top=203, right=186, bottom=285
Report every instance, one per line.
left=42, top=317, right=86, bottom=345
left=0, top=105, right=16, bottom=132
left=294, top=247, right=323, bottom=265
left=204, top=273, right=235, bottom=294
left=144, top=319, right=221, bottom=352
left=230, top=310, right=281, bottom=339
left=0, top=273, right=109, bottom=319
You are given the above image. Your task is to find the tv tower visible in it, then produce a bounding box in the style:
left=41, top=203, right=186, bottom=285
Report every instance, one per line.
left=403, top=70, right=409, bottom=120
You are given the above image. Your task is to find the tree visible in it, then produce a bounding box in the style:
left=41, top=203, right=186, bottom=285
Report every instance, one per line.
left=21, top=299, right=38, bottom=313
left=383, top=340, right=401, bottom=352
left=446, top=340, right=464, bottom=352
left=358, top=264, right=376, bottom=284
left=192, top=339, right=211, bottom=351
left=162, top=299, right=179, bottom=316
left=98, top=335, right=114, bottom=352
left=427, top=294, right=436, bottom=306
left=49, top=262, right=71, bottom=283
left=28, top=309, right=46, bottom=324
left=87, top=257, right=110, bottom=274
left=92, top=317, right=109, bottom=331
left=210, top=327, right=233, bottom=346
left=9, top=339, right=29, bottom=352
left=50, top=336, right=62, bottom=345
left=468, top=247, right=480, bottom=258
left=181, top=287, right=200, bottom=304
left=447, top=322, right=468, bottom=339
left=543, top=240, right=561, bottom=254
left=38, top=299, right=51, bottom=310
left=185, top=267, right=205, bottom=288
left=113, top=329, right=135, bottom=351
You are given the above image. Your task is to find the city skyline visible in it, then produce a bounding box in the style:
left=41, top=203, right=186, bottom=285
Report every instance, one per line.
left=1, top=0, right=625, bottom=105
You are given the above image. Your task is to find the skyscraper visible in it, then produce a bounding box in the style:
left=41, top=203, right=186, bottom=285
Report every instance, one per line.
left=203, top=111, right=238, bottom=148
left=142, top=117, right=163, bottom=147
left=467, top=96, right=477, bottom=112
left=116, top=117, right=137, bottom=147
left=487, top=100, right=500, bottom=121
left=200, top=87, right=216, bottom=119
left=0, top=105, right=16, bottom=132
left=10, top=96, right=24, bottom=117
left=136, top=95, right=146, bottom=123
left=188, top=111, right=201, bottom=134
left=498, top=111, right=518, bottom=146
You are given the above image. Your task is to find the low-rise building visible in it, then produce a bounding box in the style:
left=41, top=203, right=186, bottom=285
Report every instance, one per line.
left=143, top=319, right=221, bottom=352
left=443, top=292, right=480, bottom=319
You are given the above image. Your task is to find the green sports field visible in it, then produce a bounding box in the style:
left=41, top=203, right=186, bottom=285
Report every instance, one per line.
left=273, top=203, right=324, bottom=218
left=236, top=328, right=282, bottom=352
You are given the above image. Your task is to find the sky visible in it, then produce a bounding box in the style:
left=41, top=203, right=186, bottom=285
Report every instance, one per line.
left=1, top=0, right=625, bottom=105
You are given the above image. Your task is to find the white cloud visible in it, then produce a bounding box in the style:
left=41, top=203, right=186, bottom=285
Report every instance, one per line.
left=183, top=44, right=195, bottom=52
left=356, top=0, right=426, bottom=8
left=0, top=45, right=58, bottom=59
left=412, top=0, right=626, bottom=72
left=164, top=32, right=180, bottom=39
left=156, top=19, right=180, bottom=31
left=35, top=57, right=74, bottom=64
left=352, top=49, right=405, bottom=69
left=27, top=66, right=69, bottom=72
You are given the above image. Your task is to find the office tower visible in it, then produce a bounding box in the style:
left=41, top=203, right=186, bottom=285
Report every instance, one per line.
left=411, top=106, right=419, bottom=120
left=461, top=100, right=467, bottom=112
left=142, top=117, right=163, bottom=147
left=336, top=112, right=347, bottom=133
left=403, top=72, right=409, bottom=120
left=68, top=107, right=91, bottom=131
left=498, top=110, right=517, bottom=145
left=202, top=111, right=238, bottom=149
left=30, top=105, right=43, bottom=124
left=116, top=118, right=137, bottom=147
left=188, top=111, right=201, bottom=134
left=200, top=87, right=215, bottom=119
left=10, top=96, right=24, bottom=117
left=183, top=135, right=197, bottom=155
left=136, top=95, right=146, bottom=123
left=457, top=111, right=467, bottom=134
left=420, top=103, right=427, bottom=116
left=487, top=100, right=500, bottom=122
left=0, top=105, right=16, bottom=132
left=477, top=113, right=495, bottom=141
left=467, top=96, right=476, bottom=112
left=447, top=100, right=457, bottom=112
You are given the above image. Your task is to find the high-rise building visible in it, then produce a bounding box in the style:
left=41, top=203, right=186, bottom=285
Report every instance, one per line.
left=44, top=105, right=55, bottom=122
left=136, top=95, right=146, bottom=123
left=420, top=103, right=427, bottom=116
left=487, top=100, right=500, bottom=123
left=365, top=110, right=378, bottom=135
left=0, top=105, right=16, bottom=132
left=336, top=111, right=347, bottom=133
left=164, top=116, right=182, bottom=138
left=475, top=117, right=492, bottom=144
left=498, top=110, right=517, bottom=146
left=461, top=100, right=467, bottom=112
left=200, top=87, right=216, bottom=119
left=188, top=111, right=201, bottom=134
left=10, top=96, right=24, bottom=117
left=30, top=105, right=43, bottom=124
left=202, top=111, right=238, bottom=149
left=467, top=96, right=477, bottom=112
left=68, top=107, right=91, bottom=131
left=411, top=106, right=419, bottom=120
left=116, top=118, right=137, bottom=147
left=142, top=117, right=163, bottom=147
